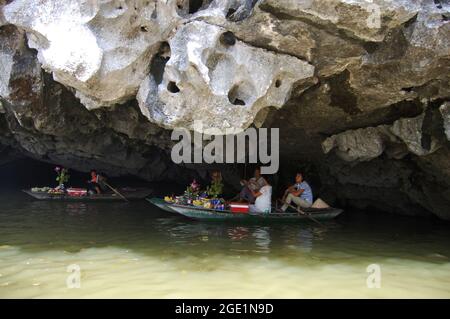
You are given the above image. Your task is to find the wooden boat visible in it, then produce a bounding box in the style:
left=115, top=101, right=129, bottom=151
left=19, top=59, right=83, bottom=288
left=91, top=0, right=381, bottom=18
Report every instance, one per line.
left=147, top=198, right=343, bottom=222
left=23, top=187, right=153, bottom=202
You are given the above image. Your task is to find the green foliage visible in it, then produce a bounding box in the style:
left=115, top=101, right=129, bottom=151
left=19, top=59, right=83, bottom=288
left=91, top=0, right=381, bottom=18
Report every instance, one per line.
left=206, top=181, right=223, bottom=198
left=185, top=185, right=197, bottom=198
left=56, top=168, right=70, bottom=185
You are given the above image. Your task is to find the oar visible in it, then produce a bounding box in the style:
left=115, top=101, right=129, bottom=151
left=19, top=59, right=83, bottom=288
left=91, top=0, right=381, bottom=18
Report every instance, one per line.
left=104, top=181, right=129, bottom=202
left=277, top=199, right=325, bottom=227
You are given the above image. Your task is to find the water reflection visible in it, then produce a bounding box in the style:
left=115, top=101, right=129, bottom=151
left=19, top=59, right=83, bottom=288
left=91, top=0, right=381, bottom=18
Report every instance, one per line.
left=228, top=227, right=251, bottom=241
left=1, top=195, right=448, bottom=262
left=297, top=228, right=313, bottom=253
left=1, top=192, right=450, bottom=297
left=252, top=227, right=270, bottom=252
left=65, top=203, right=88, bottom=215
left=0, top=194, right=333, bottom=258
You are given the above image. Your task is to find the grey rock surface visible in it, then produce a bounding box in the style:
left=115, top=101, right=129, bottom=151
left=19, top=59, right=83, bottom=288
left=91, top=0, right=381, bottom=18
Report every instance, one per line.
left=138, top=20, right=314, bottom=133
left=323, top=112, right=443, bottom=161
left=441, top=102, right=450, bottom=141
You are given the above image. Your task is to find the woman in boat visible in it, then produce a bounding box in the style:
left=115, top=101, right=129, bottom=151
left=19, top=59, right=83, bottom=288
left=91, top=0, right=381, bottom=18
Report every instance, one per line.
left=248, top=179, right=272, bottom=214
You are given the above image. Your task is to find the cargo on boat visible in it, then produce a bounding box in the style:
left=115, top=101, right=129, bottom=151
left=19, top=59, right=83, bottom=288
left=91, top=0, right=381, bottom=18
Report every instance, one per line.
left=23, top=187, right=153, bottom=201
left=147, top=198, right=343, bottom=222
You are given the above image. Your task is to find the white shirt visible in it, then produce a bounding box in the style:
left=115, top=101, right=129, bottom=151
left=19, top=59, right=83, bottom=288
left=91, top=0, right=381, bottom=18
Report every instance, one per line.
left=250, top=185, right=272, bottom=214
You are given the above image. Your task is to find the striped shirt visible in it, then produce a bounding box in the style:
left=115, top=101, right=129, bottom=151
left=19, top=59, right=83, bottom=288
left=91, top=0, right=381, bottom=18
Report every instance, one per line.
left=295, top=181, right=313, bottom=204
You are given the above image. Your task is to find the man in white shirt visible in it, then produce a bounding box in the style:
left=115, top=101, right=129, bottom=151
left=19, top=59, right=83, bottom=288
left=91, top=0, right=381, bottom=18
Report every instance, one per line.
left=249, top=184, right=272, bottom=214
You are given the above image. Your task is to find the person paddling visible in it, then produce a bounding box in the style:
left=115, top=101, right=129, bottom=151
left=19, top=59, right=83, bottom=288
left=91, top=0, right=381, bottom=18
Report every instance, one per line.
left=87, top=170, right=104, bottom=194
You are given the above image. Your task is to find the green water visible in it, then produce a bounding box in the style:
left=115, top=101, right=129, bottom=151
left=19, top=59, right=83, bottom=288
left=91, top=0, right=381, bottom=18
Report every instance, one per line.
left=0, top=191, right=449, bottom=298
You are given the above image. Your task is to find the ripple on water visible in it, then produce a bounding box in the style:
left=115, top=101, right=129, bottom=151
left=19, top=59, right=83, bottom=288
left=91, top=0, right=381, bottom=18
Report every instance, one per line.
left=0, top=194, right=450, bottom=298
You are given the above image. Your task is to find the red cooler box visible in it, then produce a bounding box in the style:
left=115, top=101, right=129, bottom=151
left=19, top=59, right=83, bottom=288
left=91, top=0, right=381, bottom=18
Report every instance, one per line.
left=67, top=188, right=87, bottom=197
left=230, top=202, right=249, bottom=214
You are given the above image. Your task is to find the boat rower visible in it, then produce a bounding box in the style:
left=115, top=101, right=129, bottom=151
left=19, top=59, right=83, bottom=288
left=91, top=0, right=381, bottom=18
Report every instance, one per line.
left=87, top=170, right=106, bottom=194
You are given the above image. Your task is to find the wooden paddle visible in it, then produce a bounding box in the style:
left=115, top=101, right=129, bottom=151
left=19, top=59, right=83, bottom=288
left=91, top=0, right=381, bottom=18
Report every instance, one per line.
left=277, top=198, right=325, bottom=227
left=104, top=181, right=129, bottom=202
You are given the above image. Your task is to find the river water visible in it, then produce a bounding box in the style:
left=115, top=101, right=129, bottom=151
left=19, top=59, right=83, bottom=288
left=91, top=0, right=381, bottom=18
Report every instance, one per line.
left=0, top=191, right=449, bottom=298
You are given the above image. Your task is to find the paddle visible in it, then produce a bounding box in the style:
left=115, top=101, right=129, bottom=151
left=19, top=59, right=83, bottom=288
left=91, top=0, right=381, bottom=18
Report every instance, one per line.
left=277, top=198, right=325, bottom=227
left=104, top=181, right=129, bottom=202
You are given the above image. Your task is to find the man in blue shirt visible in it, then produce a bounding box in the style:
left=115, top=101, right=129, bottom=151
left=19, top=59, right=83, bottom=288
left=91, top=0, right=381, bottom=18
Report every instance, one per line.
left=281, top=172, right=313, bottom=211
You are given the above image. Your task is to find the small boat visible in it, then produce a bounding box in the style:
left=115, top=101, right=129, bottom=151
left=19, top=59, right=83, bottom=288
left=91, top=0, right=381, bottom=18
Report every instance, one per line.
left=147, top=198, right=343, bottom=222
left=23, top=187, right=153, bottom=202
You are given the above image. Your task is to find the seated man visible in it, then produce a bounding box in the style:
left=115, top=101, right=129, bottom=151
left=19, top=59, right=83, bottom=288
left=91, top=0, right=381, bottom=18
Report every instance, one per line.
left=249, top=183, right=272, bottom=214
left=281, top=172, right=313, bottom=211
left=239, top=167, right=267, bottom=203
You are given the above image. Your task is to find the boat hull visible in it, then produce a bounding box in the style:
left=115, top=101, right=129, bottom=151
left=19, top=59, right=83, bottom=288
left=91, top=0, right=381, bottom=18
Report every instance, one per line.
left=148, top=197, right=343, bottom=222
left=146, top=197, right=178, bottom=213
left=23, top=188, right=153, bottom=202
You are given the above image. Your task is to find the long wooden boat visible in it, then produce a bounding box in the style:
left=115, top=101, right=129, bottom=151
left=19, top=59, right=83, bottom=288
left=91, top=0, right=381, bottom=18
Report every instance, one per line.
left=147, top=198, right=343, bottom=222
left=23, top=187, right=153, bottom=202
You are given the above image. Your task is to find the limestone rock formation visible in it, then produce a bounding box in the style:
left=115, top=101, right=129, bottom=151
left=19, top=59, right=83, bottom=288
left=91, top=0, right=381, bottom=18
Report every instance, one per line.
left=3, top=0, right=180, bottom=109
left=138, top=20, right=314, bottom=133
left=260, top=0, right=422, bottom=42
left=441, top=102, right=450, bottom=141
left=322, top=112, right=443, bottom=162
left=0, top=0, right=449, bottom=219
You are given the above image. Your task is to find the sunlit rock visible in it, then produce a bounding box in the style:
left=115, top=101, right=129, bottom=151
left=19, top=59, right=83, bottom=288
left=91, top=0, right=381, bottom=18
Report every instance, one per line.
left=3, top=0, right=180, bottom=109
left=259, top=0, right=422, bottom=42
left=138, top=20, right=315, bottom=133
left=348, top=5, right=450, bottom=112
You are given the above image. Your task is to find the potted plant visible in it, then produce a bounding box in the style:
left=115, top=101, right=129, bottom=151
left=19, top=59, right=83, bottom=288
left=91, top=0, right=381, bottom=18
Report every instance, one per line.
left=55, top=166, right=70, bottom=191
